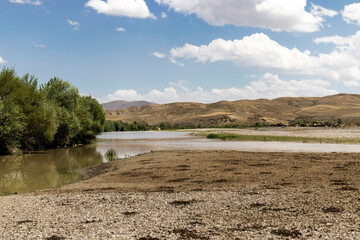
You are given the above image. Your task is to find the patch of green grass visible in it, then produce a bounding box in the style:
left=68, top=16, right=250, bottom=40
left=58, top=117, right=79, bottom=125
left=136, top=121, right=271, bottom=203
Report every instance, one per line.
left=205, top=133, right=360, bottom=144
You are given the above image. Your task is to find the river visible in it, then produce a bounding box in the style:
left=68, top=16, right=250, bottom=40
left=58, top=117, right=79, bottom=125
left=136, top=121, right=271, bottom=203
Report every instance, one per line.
left=1, top=131, right=360, bottom=195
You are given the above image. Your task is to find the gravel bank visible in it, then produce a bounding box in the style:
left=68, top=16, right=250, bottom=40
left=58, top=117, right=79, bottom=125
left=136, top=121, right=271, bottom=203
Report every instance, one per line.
left=1, top=150, right=360, bottom=239
left=1, top=189, right=359, bottom=239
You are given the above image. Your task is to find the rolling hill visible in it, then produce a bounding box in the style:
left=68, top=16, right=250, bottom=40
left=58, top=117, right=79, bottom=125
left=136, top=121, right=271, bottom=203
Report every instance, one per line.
left=105, top=94, right=360, bottom=126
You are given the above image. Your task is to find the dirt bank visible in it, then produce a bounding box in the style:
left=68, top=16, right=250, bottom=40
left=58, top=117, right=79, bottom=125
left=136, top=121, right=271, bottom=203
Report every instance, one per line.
left=1, top=150, right=360, bottom=239
left=54, top=150, right=360, bottom=193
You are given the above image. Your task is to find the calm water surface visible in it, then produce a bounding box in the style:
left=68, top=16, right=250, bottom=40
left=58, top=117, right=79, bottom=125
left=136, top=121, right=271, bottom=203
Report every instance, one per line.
left=2, top=131, right=360, bottom=195
left=0, top=145, right=103, bottom=195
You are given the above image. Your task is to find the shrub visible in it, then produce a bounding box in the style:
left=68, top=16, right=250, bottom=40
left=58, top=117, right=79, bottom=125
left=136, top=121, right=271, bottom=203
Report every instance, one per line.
left=207, top=133, right=218, bottom=139
left=105, top=149, right=118, bottom=161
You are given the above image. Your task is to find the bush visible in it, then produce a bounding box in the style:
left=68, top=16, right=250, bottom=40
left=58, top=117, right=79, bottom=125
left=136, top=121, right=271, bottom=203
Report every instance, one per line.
left=207, top=133, right=218, bottom=139
left=105, top=149, right=118, bottom=161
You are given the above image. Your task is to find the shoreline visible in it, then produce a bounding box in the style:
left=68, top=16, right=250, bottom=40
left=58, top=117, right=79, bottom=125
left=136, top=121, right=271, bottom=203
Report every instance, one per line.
left=1, top=150, right=360, bottom=239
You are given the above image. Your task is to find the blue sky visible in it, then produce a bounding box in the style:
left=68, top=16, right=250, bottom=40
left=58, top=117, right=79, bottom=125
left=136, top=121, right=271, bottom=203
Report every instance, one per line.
left=1, top=0, right=360, bottom=103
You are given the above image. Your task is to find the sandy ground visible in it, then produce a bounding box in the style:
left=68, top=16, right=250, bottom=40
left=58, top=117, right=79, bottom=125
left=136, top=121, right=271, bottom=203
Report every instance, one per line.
left=194, top=127, right=360, bottom=139
left=1, top=150, right=360, bottom=239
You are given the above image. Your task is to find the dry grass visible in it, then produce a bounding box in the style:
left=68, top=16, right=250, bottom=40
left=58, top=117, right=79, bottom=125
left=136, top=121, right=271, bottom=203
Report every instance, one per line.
left=105, top=94, right=360, bottom=126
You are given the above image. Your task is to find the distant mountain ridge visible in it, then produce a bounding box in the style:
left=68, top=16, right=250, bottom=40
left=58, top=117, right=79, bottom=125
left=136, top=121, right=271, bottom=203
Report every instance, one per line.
left=105, top=94, right=360, bottom=126
left=102, top=100, right=157, bottom=110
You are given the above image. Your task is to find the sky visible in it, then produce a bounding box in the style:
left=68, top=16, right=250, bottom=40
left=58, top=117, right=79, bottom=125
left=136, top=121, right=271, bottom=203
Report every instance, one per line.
left=1, top=0, right=360, bottom=104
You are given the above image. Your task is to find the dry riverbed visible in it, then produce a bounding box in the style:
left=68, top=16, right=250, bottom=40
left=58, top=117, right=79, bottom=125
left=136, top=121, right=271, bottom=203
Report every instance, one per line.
left=1, top=150, right=360, bottom=239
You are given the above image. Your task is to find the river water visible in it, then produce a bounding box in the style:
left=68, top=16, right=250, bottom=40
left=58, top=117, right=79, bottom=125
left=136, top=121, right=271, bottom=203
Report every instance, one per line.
left=1, top=131, right=360, bottom=195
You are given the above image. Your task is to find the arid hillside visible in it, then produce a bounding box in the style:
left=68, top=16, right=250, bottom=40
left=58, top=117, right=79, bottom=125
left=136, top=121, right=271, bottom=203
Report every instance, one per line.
left=105, top=94, right=360, bottom=126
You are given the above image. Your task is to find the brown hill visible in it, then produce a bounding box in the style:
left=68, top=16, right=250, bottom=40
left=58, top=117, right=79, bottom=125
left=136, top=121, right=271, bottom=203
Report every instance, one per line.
left=102, top=100, right=157, bottom=110
left=105, top=94, right=360, bottom=126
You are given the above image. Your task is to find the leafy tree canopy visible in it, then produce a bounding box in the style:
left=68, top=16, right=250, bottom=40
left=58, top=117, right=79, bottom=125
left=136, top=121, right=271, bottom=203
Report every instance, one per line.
left=0, top=68, right=105, bottom=155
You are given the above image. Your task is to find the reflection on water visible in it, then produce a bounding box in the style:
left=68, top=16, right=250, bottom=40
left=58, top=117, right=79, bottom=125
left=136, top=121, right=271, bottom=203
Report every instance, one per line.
left=0, top=145, right=103, bottom=195
left=96, top=131, right=198, bottom=159
left=2, top=131, right=360, bottom=195
left=97, top=131, right=360, bottom=154
left=97, top=131, right=193, bottom=140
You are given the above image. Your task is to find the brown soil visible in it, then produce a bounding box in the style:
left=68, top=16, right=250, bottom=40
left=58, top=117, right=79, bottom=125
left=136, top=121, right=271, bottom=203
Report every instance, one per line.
left=54, top=150, right=360, bottom=194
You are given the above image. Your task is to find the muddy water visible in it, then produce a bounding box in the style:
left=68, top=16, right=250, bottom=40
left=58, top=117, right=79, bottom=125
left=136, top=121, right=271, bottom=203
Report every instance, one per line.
left=0, top=145, right=103, bottom=195
left=2, top=131, right=360, bottom=195
left=96, top=131, right=360, bottom=156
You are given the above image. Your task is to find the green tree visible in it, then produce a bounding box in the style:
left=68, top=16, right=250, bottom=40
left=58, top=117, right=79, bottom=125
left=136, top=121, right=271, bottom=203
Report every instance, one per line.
left=41, top=77, right=79, bottom=111
left=104, top=120, right=115, bottom=132
left=40, top=78, right=81, bottom=146
left=75, top=96, right=105, bottom=144
left=0, top=68, right=60, bottom=150
left=0, top=68, right=105, bottom=155
left=0, top=99, right=25, bottom=154
left=79, top=96, right=105, bottom=135
left=40, top=77, right=105, bottom=146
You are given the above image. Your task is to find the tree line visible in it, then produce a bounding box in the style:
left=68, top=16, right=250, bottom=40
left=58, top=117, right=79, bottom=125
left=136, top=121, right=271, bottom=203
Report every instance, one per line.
left=0, top=68, right=105, bottom=155
left=103, top=120, right=248, bottom=132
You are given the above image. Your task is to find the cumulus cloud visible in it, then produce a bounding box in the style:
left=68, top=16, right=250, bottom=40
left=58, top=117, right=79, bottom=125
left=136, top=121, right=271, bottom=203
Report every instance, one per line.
left=0, top=57, right=6, bottom=64
left=155, top=0, right=336, bottom=32
left=9, top=0, right=41, bottom=5
left=314, top=31, right=360, bottom=58
left=342, top=3, right=360, bottom=25
left=169, top=33, right=360, bottom=87
left=85, top=0, right=155, bottom=19
left=67, top=19, right=80, bottom=30
left=310, top=3, right=338, bottom=17
left=153, top=52, right=166, bottom=59
left=99, top=74, right=338, bottom=104
left=116, top=27, right=126, bottom=32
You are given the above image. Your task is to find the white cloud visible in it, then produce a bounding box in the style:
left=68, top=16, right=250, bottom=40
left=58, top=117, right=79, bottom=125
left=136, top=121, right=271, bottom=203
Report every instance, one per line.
left=169, top=58, right=184, bottom=67
left=343, top=3, right=360, bottom=25
left=85, top=0, right=155, bottom=19
left=161, top=12, right=168, bottom=18
left=31, top=42, right=46, bottom=48
left=153, top=52, right=166, bottom=59
left=314, top=35, right=351, bottom=46
left=155, top=0, right=332, bottom=32
left=67, top=19, right=80, bottom=30
left=169, top=33, right=360, bottom=87
left=0, top=57, right=6, bottom=64
left=9, top=0, right=41, bottom=5
left=310, top=3, right=338, bottom=17
left=116, top=27, right=126, bottom=32
left=99, top=74, right=338, bottom=104
left=314, top=31, right=360, bottom=58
